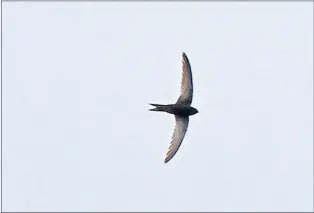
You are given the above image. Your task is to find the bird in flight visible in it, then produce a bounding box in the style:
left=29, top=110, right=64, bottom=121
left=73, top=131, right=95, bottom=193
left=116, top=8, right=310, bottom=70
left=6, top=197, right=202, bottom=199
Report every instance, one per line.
left=149, top=52, right=199, bottom=163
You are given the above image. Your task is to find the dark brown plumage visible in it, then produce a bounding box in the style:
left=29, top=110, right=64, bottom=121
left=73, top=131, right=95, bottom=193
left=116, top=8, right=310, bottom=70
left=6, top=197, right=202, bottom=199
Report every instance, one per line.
left=149, top=52, right=198, bottom=163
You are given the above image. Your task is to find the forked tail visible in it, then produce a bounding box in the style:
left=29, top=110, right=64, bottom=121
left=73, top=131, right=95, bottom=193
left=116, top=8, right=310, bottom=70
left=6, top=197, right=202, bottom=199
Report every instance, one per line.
left=149, top=103, right=167, bottom=111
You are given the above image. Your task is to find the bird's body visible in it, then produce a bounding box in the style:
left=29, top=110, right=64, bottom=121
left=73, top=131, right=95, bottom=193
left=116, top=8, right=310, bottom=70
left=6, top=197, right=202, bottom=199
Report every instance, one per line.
left=149, top=104, right=198, bottom=117
left=149, top=52, right=198, bottom=163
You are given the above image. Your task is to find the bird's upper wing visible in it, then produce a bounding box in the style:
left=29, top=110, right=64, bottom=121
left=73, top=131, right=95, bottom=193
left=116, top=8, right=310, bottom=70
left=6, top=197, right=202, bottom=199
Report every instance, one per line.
left=164, top=115, right=189, bottom=163
left=176, top=52, right=193, bottom=105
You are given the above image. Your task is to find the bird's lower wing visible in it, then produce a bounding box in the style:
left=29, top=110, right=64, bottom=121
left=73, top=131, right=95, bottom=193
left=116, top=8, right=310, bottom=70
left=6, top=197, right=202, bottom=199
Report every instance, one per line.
left=164, top=116, right=189, bottom=163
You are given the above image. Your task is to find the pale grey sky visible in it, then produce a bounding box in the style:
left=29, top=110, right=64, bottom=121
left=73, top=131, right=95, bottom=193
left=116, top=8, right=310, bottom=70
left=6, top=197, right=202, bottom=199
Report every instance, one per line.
left=2, top=2, right=313, bottom=212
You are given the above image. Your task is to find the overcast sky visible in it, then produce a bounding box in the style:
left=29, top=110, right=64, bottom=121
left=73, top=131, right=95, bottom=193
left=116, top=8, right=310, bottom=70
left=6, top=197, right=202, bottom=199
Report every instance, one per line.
left=2, top=2, right=313, bottom=212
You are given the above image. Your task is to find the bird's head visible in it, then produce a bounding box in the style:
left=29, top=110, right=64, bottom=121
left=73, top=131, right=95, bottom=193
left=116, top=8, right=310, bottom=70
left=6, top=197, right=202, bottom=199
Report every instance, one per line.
left=190, top=107, right=199, bottom=115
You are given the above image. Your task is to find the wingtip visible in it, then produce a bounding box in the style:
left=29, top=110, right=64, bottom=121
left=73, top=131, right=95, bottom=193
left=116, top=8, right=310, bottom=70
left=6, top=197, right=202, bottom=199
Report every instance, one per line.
left=182, top=52, right=189, bottom=61
left=164, top=155, right=172, bottom=163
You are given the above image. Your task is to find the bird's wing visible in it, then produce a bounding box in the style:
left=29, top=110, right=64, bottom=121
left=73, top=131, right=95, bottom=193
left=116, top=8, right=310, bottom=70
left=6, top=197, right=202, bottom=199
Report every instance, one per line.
left=164, top=115, right=189, bottom=163
left=176, top=52, right=193, bottom=105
